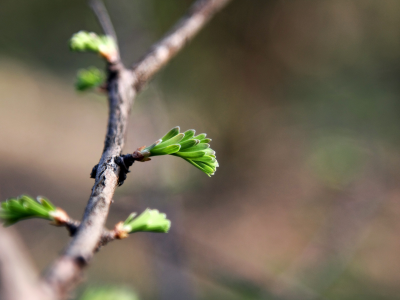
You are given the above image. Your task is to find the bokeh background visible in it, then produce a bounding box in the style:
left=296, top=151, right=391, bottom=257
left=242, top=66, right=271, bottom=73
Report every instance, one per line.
left=1, top=0, right=400, bottom=299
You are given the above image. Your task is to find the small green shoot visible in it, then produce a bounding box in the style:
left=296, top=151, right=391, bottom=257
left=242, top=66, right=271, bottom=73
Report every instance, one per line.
left=0, top=195, right=57, bottom=226
left=115, top=209, right=171, bottom=238
left=75, top=67, right=105, bottom=91
left=139, top=127, right=219, bottom=176
left=69, top=31, right=117, bottom=61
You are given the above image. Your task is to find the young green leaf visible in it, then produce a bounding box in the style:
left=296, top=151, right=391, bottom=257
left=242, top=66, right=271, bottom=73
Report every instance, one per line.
left=75, top=67, right=105, bottom=91
left=153, top=133, right=184, bottom=149
left=138, top=127, right=219, bottom=176
left=69, top=31, right=116, bottom=61
left=200, top=138, right=211, bottom=144
left=123, top=213, right=137, bottom=226
left=143, top=139, right=162, bottom=152
left=194, top=134, right=206, bottom=140
left=203, top=148, right=216, bottom=156
left=178, top=143, right=209, bottom=152
left=38, top=197, right=56, bottom=211
left=0, top=195, right=57, bottom=226
left=194, top=155, right=216, bottom=164
left=161, top=126, right=180, bottom=142
left=122, top=209, right=171, bottom=234
left=179, top=139, right=199, bottom=150
left=150, top=144, right=181, bottom=156
left=174, top=151, right=206, bottom=159
left=180, top=129, right=196, bottom=142
left=196, top=162, right=215, bottom=176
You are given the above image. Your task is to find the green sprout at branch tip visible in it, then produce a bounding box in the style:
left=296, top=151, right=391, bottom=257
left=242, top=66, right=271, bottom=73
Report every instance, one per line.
left=115, top=209, right=171, bottom=238
left=0, top=195, right=68, bottom=227
left=69, top=31, right=117, bottom=61
left=137, top=126, right=219, bottom=177
left=75, top=67, right=105, bottom=91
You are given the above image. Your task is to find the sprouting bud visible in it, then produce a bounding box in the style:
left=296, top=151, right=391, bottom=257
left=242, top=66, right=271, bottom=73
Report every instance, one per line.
left=69, top=31, right=100, bottom=52
left=49, top=208, right=70, bottom=226
left=0, top=195, right=59, bottom=226
left=75, top=67, right=105, bottom=91
left=69, top=31, right=117, bottom=61
left=138, top=126, right=219, bottom=176
left=115, top=209, right=171, bottom=238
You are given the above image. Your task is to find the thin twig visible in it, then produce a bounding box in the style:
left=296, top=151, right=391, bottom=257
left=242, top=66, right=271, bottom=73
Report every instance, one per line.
left=41, top=0, right=231, bottom=298
left=132, top=0, right=232, bottom=90
left=89, top=0, right=118, bottom=46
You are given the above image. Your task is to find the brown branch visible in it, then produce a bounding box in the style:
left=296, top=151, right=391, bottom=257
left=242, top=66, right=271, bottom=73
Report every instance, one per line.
left=131, top=0, right=232, bottom=90
left=40, top=0, right=231, bottom=298
left=43, top=61, right=134, bottom=299
left=63, top=218, right=117, bottom=251
left=89, top=0, right=119, bottom=49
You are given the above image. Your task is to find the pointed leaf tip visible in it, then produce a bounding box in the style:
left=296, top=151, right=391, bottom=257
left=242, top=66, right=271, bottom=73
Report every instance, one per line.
left=153, top=133, right=184, bottom=149
left=180, top=129, right=196, bottom=142
left=161, top=126, right=180, bottom=142
left=194, top=134, right=207, bottom=140
left=179, top=139, right=199, bottom=150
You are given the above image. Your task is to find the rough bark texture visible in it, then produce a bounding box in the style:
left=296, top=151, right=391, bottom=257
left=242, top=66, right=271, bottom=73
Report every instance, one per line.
left=44, top=63, right=135, bottom=298
left=64, top=218, right=117, bottom=251
left=40, top=0, right=231, bottom=298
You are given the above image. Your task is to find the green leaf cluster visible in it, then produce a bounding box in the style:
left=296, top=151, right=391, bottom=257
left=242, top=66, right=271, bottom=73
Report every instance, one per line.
left=75, top=67, right=105, bottom=91
left=69, top=31, right=115, bottom=54
left=141, top=126, right=219, bottom=176
left=0, top=195, right=56, bottom=226
left=122, top=209, right=171, bottom=234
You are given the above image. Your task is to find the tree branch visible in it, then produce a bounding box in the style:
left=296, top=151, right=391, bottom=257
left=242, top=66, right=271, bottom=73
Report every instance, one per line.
left=131, top=0, right=232, bottom=90
left=43, top=62, right=134, bottom=299
left=41, top=0, right=231, bottom=298
left=89, top=0, right=119, bottom=48
left=63, top=218, right=117, bottom=251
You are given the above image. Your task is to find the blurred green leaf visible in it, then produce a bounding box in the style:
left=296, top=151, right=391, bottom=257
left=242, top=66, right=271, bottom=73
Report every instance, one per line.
left=69, top=31, right=115, bottom=55
left=75, top=67, right=105, bottom=91
left=0, top=195, right=57, bottom=226
left=122, top=208, right=171, bottom=234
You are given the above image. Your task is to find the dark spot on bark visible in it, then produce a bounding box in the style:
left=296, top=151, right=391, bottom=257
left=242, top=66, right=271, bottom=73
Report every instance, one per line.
left=75, top=256, right=88, bottom=267
left=115, top=154, right=137, bottom=186
left=90, top=164, right=98, bottom=179
left=98, top=197, right=107, bottom=209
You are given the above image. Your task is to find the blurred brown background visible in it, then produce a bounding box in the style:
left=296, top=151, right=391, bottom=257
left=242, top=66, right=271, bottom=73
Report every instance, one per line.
left=1, top=0, right=400, bottom=299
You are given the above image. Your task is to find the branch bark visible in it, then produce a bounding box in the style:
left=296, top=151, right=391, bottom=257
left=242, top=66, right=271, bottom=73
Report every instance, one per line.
left=132, top=0, right=231, bottom=90
left=89, top=0, right=118, bottom=46
left=41, top=0, right=231, bottom=298
left=63, top=218, right=117, bottom=251
left=43, top=62, right=135, bottom=299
